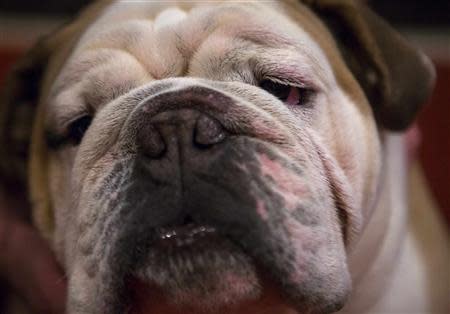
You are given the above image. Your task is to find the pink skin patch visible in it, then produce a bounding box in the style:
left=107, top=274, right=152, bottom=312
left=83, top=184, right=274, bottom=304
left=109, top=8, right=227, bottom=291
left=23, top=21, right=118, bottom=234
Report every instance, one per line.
left=168, top=271, right=257, bottom=308
left=220, top=271, right=260, bottom=300
left=257, top=153, right=329, bottom=288
left=110, top=191, right=119, bottom=200
left=256, top=199, right=270, bottom=221
left=286, top=86, right=301, bottom=106
left=258, top=153, right=309, bottom=210
left=128, top=262, right=261, bottom=313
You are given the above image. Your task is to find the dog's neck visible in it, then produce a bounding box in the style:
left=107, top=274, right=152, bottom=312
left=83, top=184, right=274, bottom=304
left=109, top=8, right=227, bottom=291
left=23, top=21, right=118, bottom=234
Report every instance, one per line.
left=343, top=133, right=409, bottom=312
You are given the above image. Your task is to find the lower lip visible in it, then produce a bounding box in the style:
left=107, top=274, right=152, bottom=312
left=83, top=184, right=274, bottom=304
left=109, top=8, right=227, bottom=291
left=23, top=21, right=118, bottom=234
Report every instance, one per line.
left=125, top=227, right=301, bottom=314
left=126, top=278, right=299, bottom=314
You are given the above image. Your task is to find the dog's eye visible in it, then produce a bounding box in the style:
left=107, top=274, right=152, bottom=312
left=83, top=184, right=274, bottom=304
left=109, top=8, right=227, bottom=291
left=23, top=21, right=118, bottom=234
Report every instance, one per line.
left=260, top=79, right=307, bottom=106
left=68, top=115, right=92, bottom=144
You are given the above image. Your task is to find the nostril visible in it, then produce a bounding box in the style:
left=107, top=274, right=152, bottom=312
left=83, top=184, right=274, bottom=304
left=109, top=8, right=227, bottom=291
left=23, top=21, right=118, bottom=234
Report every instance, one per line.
left=138, top=123, right=166, bottom=159
left=194, top=114, right=226, bottom=148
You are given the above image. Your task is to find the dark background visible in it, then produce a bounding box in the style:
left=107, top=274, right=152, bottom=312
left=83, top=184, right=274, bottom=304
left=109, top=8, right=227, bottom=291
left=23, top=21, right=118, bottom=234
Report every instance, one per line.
left=0, top=0, right=449, bottom=26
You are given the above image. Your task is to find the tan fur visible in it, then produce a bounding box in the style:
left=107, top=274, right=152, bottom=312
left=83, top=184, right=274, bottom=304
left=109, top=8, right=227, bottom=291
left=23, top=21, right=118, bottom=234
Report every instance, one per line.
left=30, top=0, right=115, bottom=240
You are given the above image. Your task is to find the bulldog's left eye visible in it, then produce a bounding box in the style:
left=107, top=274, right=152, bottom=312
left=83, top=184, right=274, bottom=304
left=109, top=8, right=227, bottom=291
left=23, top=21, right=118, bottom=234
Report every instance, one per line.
left=259, top=79, right=307, bottom=106
left=68, top=115, right=93, bottom=145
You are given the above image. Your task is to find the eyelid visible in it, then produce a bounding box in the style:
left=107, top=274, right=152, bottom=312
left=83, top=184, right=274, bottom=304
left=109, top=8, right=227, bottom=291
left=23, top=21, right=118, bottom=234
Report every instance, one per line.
left=46, top=112, right=93, bottom=150
left=250, top=57, right=324, bottom=92
left=261, top=76, right=318, bottom=100
left=60, top=96, right=95, bottom=127
left=64, top=111, right=92, bottom=129
left=262, top=76, right=309, bottom=89
left=45, top=108, right=92, bottom=147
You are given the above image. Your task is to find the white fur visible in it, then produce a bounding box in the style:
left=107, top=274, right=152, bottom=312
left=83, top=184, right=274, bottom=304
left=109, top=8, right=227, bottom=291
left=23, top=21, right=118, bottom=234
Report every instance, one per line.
left=154, top=7, right=187, bottom=31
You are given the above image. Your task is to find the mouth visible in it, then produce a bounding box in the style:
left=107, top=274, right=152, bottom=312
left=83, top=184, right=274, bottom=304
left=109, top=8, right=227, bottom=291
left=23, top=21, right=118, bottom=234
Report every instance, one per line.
left=87, top=138, right=351, bottom=314
left=153, top=222, right=218, bottom=249
left=127, top=221, right=263, bottom=313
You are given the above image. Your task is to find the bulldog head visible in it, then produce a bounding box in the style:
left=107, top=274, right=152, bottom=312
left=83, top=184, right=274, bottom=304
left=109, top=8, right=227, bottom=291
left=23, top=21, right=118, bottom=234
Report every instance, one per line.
left=0, top=0, right=434, bottom=313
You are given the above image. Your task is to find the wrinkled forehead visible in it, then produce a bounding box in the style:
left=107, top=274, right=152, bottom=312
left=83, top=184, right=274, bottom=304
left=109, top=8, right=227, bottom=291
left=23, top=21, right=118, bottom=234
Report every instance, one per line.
left=47, top=0, right=335, bottom=128
left=80, top=1, right=307, bottom=45
left=69, top=0, right=329, bottom=75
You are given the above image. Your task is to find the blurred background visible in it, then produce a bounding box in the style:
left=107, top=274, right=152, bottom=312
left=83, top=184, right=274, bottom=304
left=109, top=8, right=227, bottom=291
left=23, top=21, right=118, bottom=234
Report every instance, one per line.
left=2, top=0, right=448, bottom=220
left=0, top=0, right=449, bottom=311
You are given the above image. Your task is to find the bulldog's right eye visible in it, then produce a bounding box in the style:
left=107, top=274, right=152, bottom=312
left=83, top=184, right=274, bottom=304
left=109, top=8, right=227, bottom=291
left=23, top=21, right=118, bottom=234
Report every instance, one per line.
left=68, top=115, right=93, bottom=145
left=259, top=79, right=308, bottom=107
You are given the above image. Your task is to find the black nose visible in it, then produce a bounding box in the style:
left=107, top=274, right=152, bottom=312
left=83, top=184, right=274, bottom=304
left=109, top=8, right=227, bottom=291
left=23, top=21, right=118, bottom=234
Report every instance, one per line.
left=137, top=109, right=227, bottom=159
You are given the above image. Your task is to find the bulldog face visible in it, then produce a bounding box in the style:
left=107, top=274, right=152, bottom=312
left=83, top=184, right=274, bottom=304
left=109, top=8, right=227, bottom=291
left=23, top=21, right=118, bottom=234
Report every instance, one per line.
left=40, top=1, right=379, bottom=313
left=18, top=1, right=429, bottom=313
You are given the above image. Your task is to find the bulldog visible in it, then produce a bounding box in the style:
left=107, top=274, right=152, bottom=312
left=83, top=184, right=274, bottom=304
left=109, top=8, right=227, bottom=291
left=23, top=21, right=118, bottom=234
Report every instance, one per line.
left=1, top=0, right=449, bottom=313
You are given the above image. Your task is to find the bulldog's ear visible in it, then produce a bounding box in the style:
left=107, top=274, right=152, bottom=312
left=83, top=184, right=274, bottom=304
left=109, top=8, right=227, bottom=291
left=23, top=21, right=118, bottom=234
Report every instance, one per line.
left=0, top=40, right=52, bottom=192
left=303, top=0, right=436, bottom=131
left=0, top=1, right=108, bottom=185
left=0, top=23, right=86, bottom=236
